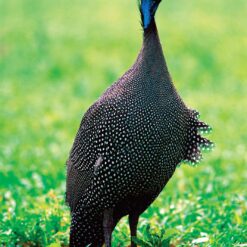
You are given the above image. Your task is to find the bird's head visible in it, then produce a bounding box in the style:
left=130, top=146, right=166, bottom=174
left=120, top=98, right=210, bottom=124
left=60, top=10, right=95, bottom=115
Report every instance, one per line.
left=139, top=0, right=162, bottom=29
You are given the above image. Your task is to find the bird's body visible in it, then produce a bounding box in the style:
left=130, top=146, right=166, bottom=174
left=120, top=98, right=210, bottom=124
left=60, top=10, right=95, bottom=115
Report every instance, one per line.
left=66, top=1, right=213, bottom=246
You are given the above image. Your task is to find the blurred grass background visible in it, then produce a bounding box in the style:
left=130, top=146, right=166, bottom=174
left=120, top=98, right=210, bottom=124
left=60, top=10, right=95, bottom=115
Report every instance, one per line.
left=0, top=0, right=246, bottom=246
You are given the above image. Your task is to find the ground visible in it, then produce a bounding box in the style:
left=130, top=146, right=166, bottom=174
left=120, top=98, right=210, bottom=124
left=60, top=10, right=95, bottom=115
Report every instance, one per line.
left=0, top=0, right=246, bottom=246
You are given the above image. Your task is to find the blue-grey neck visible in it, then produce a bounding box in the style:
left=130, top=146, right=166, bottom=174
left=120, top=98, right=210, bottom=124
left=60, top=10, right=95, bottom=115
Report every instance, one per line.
left=122, top=0, right=171, bottom=88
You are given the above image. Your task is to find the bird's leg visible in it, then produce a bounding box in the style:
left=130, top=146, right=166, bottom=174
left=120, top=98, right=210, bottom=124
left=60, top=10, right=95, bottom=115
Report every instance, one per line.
left=103, top=208, right=114, bottom=247
left=129, top=213, right=139, bottom=247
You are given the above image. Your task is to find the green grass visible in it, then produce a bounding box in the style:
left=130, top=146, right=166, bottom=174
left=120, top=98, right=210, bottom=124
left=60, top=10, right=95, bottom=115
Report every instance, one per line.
left=0, top=0, right=246, bottom=246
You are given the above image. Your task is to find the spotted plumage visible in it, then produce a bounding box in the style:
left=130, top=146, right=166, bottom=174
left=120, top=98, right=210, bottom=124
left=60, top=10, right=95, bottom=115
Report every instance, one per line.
left=66, top=0, right=213, bottom=246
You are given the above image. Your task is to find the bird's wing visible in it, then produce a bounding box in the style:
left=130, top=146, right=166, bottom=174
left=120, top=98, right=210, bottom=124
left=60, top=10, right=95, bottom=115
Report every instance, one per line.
left=66, top=101, right=106, bottom=211
left=66, top=97, right=128, bottom=211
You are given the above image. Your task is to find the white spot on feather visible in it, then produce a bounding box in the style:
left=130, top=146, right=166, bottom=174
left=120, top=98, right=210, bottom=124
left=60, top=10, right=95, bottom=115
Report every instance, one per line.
left=94, top=156, right=103, bottom=175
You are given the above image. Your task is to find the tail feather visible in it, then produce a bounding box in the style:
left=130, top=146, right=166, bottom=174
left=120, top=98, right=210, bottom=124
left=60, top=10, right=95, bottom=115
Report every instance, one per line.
left=184, top=110, right=214, bottom=165
left=69, top=208, right=104, bottom=247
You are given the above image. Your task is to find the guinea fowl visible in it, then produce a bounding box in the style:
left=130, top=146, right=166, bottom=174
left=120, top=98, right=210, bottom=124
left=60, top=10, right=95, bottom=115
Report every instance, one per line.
left=66, top=0, right=213, bottom=246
